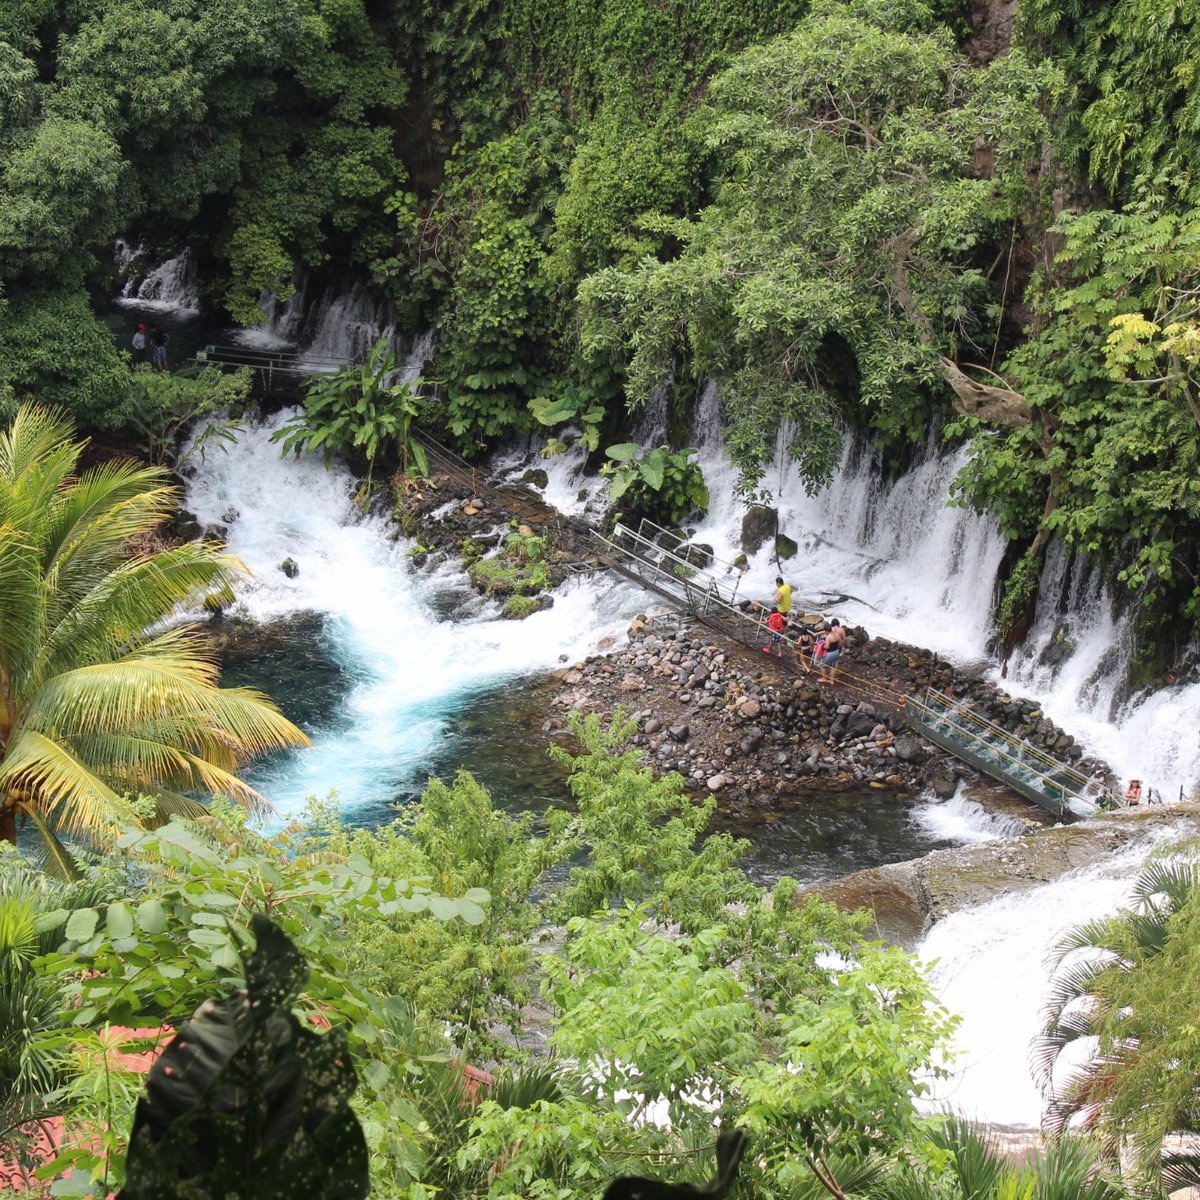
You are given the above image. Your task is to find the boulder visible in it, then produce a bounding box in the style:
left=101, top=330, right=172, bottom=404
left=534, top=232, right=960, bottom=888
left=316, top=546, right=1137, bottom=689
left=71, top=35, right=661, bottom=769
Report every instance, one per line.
left=740, top=505, right=777, bottom=554
left=279, top=557, right=299, bottom=579
left=774, top=533, right=798, bottom=559
left=522, top=468, right=549, bottom=489
left=707, top=774, right=728, bottom=792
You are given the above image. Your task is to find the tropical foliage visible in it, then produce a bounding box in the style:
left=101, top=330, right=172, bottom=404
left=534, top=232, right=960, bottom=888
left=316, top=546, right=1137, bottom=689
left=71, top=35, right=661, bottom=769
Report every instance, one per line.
left=273, top=338, right=429, bottom=482
left=0, top=405, right=308, bottom=871
left=1034, top=858, right=1200, bottom=1195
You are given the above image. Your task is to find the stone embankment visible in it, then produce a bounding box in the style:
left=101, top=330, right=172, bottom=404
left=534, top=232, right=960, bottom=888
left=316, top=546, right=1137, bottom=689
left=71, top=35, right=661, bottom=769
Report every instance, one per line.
left=545, top=616, right=1112, bottom=805
left=810, top=801, right=1200, bottom=945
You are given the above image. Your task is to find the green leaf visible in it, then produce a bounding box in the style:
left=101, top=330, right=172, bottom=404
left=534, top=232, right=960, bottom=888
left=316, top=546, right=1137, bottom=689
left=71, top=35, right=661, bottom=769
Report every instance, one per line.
left=136, top=899, right=167, bottom=934
left=65, top=907, right=99, bottom=943
left=605, top=442, right=640, bottom=462
left=106, top=901, right=135, bottom=940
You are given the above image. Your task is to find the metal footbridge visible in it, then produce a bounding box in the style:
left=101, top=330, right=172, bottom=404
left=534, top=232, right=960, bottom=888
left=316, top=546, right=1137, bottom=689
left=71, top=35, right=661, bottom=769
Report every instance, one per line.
left=594, top=518, right=1100, bottom=819
left=181, top=346, right=1103, bottom=821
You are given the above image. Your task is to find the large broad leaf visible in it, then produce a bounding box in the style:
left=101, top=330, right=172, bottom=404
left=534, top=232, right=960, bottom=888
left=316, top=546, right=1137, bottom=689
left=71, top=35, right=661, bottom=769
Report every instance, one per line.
left=605, top=442, right=640, bottom=462
left=639, top=449, right=666, bottom=491
left=119, top=916, right=368, bottom=1200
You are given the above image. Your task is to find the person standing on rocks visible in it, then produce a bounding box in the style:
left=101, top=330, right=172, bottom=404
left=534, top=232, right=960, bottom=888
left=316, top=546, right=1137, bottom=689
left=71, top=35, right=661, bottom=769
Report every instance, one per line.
left=817, top=618, right=847, bottom=683
left=763, top=608, right=786, bottom=657
left=774, top=576, right=793, bottom=616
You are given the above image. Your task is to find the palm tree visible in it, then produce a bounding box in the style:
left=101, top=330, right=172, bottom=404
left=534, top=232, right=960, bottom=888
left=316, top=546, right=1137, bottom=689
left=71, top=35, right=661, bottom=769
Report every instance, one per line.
left=1033, top=859, right=1200, bottom=1189
left=0, top=404, right=309, bottom=872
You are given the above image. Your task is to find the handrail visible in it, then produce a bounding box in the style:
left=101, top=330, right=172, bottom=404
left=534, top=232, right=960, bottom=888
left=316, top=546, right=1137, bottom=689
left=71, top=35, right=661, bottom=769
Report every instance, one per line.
left=906, top=692, right=1094, bottom=816
left=919, top=689, right=1091, bottom=784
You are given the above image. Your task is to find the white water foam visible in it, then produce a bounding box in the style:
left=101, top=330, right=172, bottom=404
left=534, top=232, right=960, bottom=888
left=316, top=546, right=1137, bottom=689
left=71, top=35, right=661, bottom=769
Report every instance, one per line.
left=184, top=412, right=641, bottom=820
left=912, top=785, right=1029, bottom=846
left=688, top=396, right=1006, bottom=663
left=235, top=275, right=309, bottom=350
left=1001, top=541, right=1200, bottom=803
left=685, top=399, right=1200, bottom=798
left=918, top=828, right=1183, bottom=1127
left=115, top=245, right=199, bottom=313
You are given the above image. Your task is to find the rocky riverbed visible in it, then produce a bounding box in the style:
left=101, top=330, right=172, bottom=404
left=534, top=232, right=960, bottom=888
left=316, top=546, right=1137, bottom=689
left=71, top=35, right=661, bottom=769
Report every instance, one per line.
left=542, top=615, right=1113, bottom=807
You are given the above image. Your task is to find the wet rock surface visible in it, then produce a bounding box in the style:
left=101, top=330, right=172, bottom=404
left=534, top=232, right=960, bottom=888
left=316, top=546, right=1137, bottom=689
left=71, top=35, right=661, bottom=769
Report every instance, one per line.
left=808, top=802, right=1200, bottom=946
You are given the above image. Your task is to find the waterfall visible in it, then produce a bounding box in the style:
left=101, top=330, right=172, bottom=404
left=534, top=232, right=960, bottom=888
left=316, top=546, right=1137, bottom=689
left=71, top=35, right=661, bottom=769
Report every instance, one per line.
left=182, top=412, right=642, bottom=822
left=686, top=400, right=1200, bottom=797
left=1002, top=541, right=1200, bottom=802
left=302, top=283, right=398, bottom=365
left=115, top=245, right=200, bottom=312
left=689, top=414, right=1007, bottom=663
left=912, top=785, right=1031, bottom=845
left=235, top=274, right=310, bottom=349
left=917, top=824, right=1184, bottom=1127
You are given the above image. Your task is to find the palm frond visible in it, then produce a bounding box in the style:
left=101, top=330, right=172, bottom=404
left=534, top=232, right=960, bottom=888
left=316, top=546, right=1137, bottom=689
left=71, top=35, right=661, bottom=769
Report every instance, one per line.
left=43, top=471, right=179, bottom=600
left=0, top=405, right=81, bottom=505
left=1131, top=858, right=1200, bottom=911
left=1, top=727, right=122, bottom=840
left=16, top=807, right=84, bottom=883
left=1047, top=917, right=1128, bottom=968
left=1160, top=1149, right=1200, bottom=1194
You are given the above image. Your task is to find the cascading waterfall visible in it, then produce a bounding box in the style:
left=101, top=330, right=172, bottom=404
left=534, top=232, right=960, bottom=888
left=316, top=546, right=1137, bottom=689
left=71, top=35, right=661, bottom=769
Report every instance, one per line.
left=184, top=411, right=641, bottom=823
left=917, top=825, right=1184, bottom=1127
left=236, top=274, right=310, bottom=349
left=1004, top=540, right=1200, bottom=802
left=115, top=244, right=200, bottom=312
left=689, top=397, right=1007, bottom=664
left=302, top=283, right=398, bottom=364
left=912, top=784, right=1030, bottom=845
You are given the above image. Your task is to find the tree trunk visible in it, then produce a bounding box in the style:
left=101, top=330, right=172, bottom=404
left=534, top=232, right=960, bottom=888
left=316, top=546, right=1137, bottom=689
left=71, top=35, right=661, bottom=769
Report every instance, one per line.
left=0, top=802, right=16, bottom=846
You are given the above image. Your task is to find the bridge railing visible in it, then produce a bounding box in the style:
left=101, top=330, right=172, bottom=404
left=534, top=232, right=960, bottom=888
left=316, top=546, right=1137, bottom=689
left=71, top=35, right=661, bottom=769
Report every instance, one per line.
left=182, top=344, right=351, bottom=390
left=906, top=688, right=1099, bottom=818
left=595, top=519, right=834, bottom=653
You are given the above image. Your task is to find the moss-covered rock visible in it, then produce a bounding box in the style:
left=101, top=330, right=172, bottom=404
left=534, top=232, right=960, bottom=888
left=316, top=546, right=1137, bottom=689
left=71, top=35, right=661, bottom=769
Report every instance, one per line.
left=775, top=533, right=798, bottom=559
left=741, top=505, right=777, bottom=554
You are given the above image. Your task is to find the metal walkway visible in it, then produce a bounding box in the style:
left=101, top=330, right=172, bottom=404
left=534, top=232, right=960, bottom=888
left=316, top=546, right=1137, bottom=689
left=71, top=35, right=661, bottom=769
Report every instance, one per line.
left=904, top=689, right=1103, bottom=819
left=417, top=433, right=1103, bottom=820
left=181, top=344, right=350, bottom=396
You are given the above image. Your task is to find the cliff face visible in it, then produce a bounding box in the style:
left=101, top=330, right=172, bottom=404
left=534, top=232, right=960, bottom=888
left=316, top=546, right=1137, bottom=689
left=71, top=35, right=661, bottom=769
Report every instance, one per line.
left=808, top=803, right=1200, bottom=945
left=965, top=0, right=1019, bottom=63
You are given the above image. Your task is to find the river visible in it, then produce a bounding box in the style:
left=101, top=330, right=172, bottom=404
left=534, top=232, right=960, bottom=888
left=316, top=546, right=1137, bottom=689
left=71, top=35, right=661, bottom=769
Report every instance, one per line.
left=121, top=258, right=1200, bottom=1130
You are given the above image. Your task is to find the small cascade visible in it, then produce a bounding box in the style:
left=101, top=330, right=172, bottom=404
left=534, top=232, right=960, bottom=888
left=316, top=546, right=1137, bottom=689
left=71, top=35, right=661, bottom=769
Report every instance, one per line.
left=302, top=283, right=397, bottom=365
left=397, top=328, right=435, bottom=387
left=116, top=246, right=199, bottom=312
left=1004, top=540, right=1200, bottom=801
left=236, top=274, right=310, bottom=349
left=912, top=785, right=1030, bottom=845
left=628, top=371, right=671, bottom=448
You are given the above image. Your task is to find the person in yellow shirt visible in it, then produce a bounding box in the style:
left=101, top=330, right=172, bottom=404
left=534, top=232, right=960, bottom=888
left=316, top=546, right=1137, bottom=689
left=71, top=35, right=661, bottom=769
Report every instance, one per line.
left=774, top=576, right=792, bottom=615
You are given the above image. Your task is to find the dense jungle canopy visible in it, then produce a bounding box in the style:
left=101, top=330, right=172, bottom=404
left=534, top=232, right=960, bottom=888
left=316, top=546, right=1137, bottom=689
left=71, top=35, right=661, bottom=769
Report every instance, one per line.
left=1, top=0, right=1199, bottom=654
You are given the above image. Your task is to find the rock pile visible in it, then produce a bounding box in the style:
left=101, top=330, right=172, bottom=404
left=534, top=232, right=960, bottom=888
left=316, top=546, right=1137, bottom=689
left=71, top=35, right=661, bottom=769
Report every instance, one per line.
left=547, top=618, right=1112, bottom=803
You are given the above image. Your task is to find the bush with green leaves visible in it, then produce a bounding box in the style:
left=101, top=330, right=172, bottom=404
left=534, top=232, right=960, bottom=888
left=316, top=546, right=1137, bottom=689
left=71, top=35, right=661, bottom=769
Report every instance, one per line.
left=602, top=443, right=709, bottom=525
left=273, top=338, right=429, bottom=483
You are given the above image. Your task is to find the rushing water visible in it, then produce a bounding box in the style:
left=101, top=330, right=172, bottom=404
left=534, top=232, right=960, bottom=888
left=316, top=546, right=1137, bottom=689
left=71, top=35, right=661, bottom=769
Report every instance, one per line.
left=156, top=273, right=1200, bottom=1129
left=183, top=411, right=645, bottom=825
left=684, top=384, right=1200, bottom=799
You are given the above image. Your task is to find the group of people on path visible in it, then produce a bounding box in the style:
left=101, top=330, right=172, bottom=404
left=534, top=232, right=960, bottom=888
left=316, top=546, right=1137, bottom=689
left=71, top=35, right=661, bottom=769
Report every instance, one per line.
left=131, top=323, right=169, bottom=371
left=761, top=575, right=846, bottom=683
